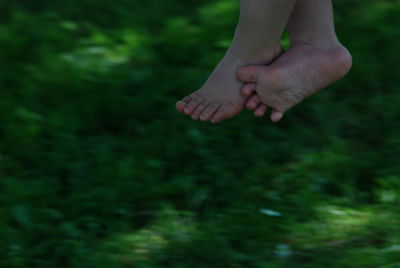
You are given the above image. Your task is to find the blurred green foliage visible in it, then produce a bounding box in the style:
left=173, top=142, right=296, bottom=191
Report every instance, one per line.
left=1, top=0, right=400, bottom=267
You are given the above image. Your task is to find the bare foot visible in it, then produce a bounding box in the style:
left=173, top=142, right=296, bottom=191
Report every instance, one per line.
left=237, top=43, right=352, bottom=122
left=176, top=45, right=281, bottom=124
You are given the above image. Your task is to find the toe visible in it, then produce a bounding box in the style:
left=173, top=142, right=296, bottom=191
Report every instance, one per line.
left=176, top=95, right=192, bottom=113
left=246, top=95, right=260, bottom=110
left=241, top=83, right=256, bottom=97
left=271, top=110, right=284, bottom=123
left=254, top=104, right=268, bottom=117
left=191, top=102, right=209, bottom=120
left=199, top=103, right=221, bottom=122
left=184, top=96, right=204, bottom=115
left=211, top=107, right=228, bottom=124
left=176, top=101, right=186, bottom=112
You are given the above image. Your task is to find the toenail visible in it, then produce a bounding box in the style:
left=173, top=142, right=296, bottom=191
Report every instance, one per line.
left=184, top=108, right=190, bottom=113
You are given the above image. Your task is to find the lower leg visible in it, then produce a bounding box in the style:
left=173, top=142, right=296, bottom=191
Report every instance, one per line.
left=233, top=0, right=297, bottom=59
left=176, top=0, right=297, bottom=124
left=287, top=0, right=341, bottom=49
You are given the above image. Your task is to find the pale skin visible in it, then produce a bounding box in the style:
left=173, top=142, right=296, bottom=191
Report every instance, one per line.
left=176, top=0, right=352, bottom=123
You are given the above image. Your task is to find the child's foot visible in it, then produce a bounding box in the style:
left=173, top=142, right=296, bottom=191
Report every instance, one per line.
left=237, top=43, right=352, bottom=122
left=176, top=45, right=281, bottom=124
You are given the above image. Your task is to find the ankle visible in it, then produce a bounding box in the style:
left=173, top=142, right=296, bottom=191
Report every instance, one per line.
left=230, top=41, right=282, bottom=65
left=289, top=35, right=343, bottom=51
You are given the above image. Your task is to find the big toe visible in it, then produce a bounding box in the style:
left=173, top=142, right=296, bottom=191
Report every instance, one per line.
left=184, top=95, right=205, bottom=115
left=176, top=95, right=192, bottom=113
left=176, top=101, right=186, bottom=113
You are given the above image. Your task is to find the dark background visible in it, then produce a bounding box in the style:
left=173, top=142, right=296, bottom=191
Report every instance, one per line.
left=1, top=0, right=400, bottom=267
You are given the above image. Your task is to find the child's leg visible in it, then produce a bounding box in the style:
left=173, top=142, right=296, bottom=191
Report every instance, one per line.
left=238, top=0, right=352, bottom=122
left=287, top=0, right=341, bottom=49
left=176, top=0, right=297, bottom=124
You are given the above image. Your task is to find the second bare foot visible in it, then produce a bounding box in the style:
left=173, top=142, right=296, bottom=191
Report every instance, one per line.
left=237, top=43, right=352, bottom=122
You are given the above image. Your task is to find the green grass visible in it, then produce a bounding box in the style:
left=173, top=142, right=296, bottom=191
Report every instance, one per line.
left=1, top=0, right=400, bottom=267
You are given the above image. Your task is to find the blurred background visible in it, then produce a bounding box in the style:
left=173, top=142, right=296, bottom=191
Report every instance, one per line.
left=1, top=0, right=400, bottom=267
